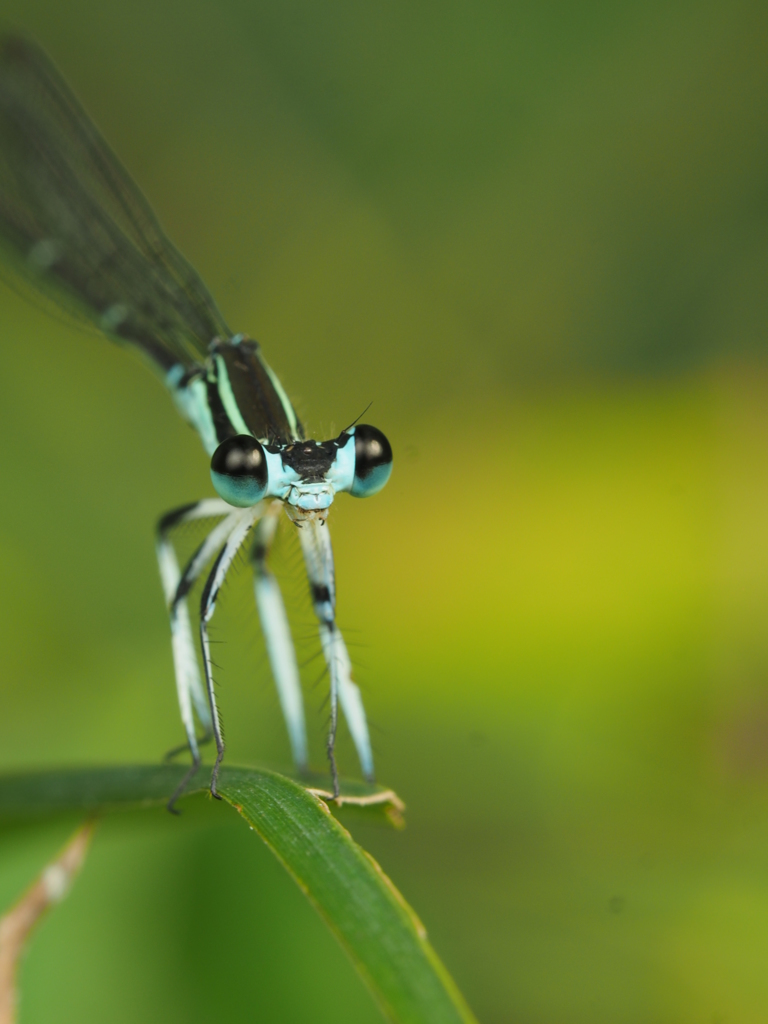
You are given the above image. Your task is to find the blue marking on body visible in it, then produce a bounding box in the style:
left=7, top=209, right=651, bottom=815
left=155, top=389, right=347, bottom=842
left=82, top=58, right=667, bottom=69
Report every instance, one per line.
left=166, top=365, right=220, bottom=456
left=213, top=353, right=251, bottom=436
left=326, top=433, right=356, bottom=494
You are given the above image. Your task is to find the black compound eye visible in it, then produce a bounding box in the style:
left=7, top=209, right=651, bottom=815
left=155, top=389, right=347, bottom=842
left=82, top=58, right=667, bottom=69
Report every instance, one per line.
left=210, top=435, right=268, bottom=507
left=350, top=424, right=393, bottom=498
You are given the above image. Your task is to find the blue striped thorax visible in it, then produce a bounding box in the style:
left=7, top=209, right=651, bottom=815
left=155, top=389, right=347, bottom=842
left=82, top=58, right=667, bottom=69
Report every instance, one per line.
left=167, top=336, right=392, bottom=513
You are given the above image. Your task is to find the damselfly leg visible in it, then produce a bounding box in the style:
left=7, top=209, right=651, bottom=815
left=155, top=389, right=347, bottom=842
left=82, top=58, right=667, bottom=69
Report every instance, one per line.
left=158, top=499, right=246, bottom=810
left=251, top=502, right=309, bottom=773
left=199, top=506, right=264, bottom=797
left=156, top=500, right=235, bottom=762
left=296, top=516, right=375, bottom=797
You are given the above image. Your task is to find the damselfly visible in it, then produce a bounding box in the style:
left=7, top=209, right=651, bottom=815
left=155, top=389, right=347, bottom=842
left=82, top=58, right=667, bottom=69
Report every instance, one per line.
left=0, top=36, right=392, bottom=809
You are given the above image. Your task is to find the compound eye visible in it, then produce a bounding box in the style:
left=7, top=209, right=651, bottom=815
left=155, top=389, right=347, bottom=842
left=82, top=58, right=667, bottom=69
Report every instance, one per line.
left=210, top=435, right=268, bottom=507
left=350, top=424, right=393, bottom=498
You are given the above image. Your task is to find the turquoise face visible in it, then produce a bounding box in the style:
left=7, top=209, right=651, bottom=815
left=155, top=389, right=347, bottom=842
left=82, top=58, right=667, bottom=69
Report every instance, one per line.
left=208, top=426, right=393, bottom=511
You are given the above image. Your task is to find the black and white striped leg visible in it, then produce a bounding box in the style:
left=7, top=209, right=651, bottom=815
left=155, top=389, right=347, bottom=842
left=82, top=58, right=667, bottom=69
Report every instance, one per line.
left=251, top=502, right=309, bottom=773
left=199, top=505, right=264, bottom=798
left=156, top=497, right=239, bottom=811
left=296, top=516, right=375, bottom=796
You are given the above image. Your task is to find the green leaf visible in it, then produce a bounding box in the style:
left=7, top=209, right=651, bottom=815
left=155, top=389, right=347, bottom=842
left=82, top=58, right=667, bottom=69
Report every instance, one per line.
left=0, top=765, right=477, bottom=1024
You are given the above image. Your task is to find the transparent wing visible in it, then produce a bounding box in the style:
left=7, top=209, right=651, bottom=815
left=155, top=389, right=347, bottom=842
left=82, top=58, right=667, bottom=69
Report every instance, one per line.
left=0, top=34, right=230, bottom=372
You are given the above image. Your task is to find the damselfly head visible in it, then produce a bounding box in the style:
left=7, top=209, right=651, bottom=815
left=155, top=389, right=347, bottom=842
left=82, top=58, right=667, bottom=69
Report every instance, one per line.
left=209, top=425, right=392, bottom=510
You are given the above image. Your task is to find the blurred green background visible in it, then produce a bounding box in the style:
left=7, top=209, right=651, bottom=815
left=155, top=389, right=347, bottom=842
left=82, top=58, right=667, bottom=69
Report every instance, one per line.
left=2, top=1, right=768, bottom=1021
